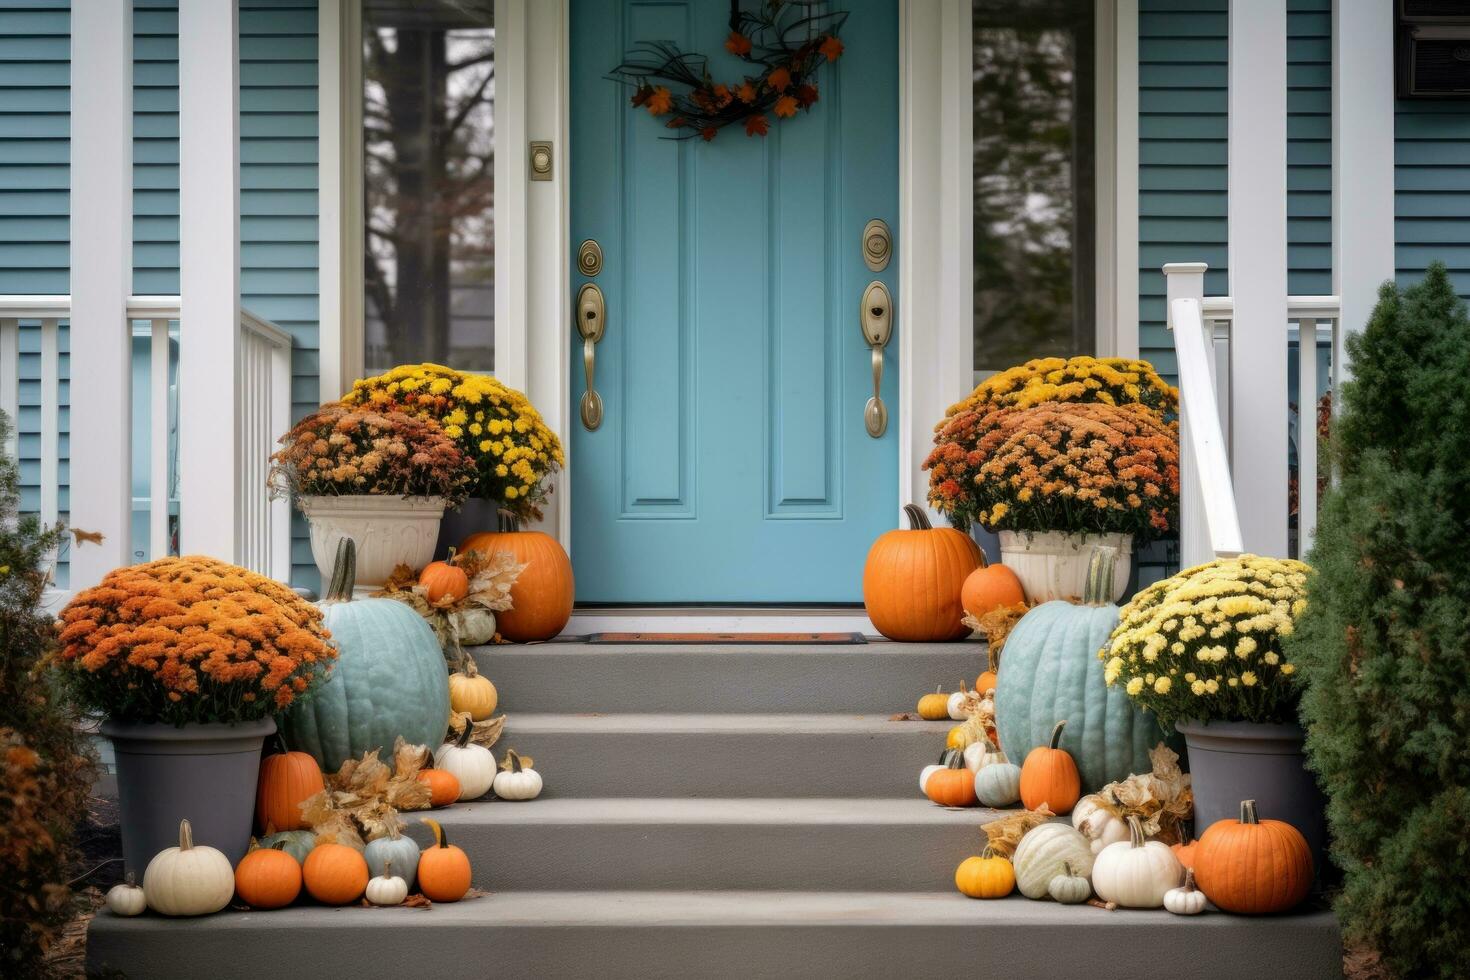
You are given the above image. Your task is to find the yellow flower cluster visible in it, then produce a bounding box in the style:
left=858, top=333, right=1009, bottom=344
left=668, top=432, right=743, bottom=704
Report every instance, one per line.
left=1101, top=554, right=1309, bottom=726
left=343, top=364, right=565, bottom=521
left=943, top=356, right=1178, bottom=423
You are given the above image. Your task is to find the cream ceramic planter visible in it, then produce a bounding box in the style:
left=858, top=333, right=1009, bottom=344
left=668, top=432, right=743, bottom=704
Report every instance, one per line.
left=997, top=530, right=1133, bottom=603
left=301, top=495, right=446, bottom=592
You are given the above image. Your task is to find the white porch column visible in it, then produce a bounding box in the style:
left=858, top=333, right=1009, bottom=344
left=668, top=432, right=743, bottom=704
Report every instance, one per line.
left=69, top=1, right=134, bottom=588
left=1332, top=0, right=1395, bottom=382
left=1227, top=0, right=1289, bottom=557
left=178, top=0, right=242, bottom=560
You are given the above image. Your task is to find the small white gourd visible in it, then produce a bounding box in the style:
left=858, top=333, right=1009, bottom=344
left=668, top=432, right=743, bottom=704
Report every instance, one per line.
left=974, top=757, right=1022, bottom=807
left=434, top=724, right=496, bottom=801
left=946, top=682, right=972, bottom=721
left=1012, top=823, right=1095, bottom=899
left=492, top=749, right=543, bottom=801
left=1091, top=815, right=1184, bottom=909
left=1073, top=791, right=1130, bottom=854
left=105, top=871, right=147, bottom=917
left=142, top=819, right=235, bottom=916
left=364, top=859, right=409, bottom=907
left=963, top=738, right=1004, bottom=773
left=1163, top=868, right=1207, bottom=915
left=1046, top=862, right=1091, bottom=905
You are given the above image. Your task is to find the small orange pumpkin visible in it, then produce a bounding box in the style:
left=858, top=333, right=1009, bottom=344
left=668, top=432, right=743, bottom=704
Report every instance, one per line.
left=417, top=766, right=462, bottom=808
left=419, top=549, right=471, bottom=604
left=418, top=817, right=472, bottom=902
left=925, top=755, right=978, bottom=808
left=863, top=505, right=983, bottom=642
left=1019, top=719, right=1081, bottom=815
left=975, top=670, right=998, bottom=695
left=960, top=551, right=1026, bottom=620
left=255, top=740, right=324, bottom=833
left=460, top=525, right=574, bottom=642
left=302, top=842, right=369, bottom=906
left=1193, top=799, right=1313, bottom=914
left=234, top=841, right=303, bottom=910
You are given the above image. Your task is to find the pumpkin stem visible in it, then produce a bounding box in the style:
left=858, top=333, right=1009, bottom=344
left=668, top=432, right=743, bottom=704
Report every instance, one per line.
left=1048, top=719, right=1067, bottom=750
left=1082, top=545, right=1118, bottom=607
left=124, top=870, right=136, bottom=887
left=420, top=817, right=451, bottom=849
left=901, top=503, right=933, bottom=531
left=445, top=546, right=458, bottom=566
left=1240, top=799, right=1259, bottom=825
left=1126, top=815, right=1146, bottom=849
left=178, top=818, right=194, bottom=852
left=496, top=508, right=523, bottom=533
left=1181, top=868, right=1197, bottom=893
left=270, top=840, right=288, bottom=852
left=976, top=546, right=990, bottom=570
left=454, top=722, right=473, bottom=750
left=507, top=749, right=523, bottom=774
left=326, top=537, right=358, bottom=602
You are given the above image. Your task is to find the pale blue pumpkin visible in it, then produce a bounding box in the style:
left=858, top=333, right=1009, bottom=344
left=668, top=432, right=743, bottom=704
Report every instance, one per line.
left=995, top=547, right=1168, bottom=791
left=257, top=829, right=317, bottom=865
left=281, top=539, right=451, bottom=770
left=364, top=828, right=420, bottom=891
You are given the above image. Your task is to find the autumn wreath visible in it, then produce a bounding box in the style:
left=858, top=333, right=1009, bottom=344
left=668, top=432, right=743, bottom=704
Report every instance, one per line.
left=611, top=0, right=847, bottom=141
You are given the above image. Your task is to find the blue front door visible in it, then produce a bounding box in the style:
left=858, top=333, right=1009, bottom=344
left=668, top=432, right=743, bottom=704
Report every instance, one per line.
left=569, top=0, right=898, bottom=603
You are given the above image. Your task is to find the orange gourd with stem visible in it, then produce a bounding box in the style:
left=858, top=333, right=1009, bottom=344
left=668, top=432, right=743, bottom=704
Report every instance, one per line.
left=1019, top=719, right=1081, bottom=814
left=255, top=734, right=324, bottom=834
left=863, top=505, right=983, bottom=642
left=419, top=548, right=471, bottom=604
left=234, top=840, right=302, bottom=910
left=418, top=817, right=472, bottom=902
left=1193, top=799, right=1313, bottom=914
left=302, top=842, right=369, bottom=906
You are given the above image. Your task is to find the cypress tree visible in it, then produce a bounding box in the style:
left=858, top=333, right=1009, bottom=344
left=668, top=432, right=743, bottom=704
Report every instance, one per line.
left=1290, top=263, right=1470, bottom=979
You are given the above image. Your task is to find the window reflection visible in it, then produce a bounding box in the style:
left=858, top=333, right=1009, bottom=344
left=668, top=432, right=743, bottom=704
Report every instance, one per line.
left=363, top=0, right=495, bottom=372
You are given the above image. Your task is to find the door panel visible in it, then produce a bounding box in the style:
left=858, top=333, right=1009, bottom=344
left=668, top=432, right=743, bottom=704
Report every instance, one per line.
left=570, top=0, right=898, bottom=603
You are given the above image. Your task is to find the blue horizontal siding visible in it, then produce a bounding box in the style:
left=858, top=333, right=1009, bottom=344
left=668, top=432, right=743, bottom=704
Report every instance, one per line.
left=1397, top=100, right=1470, bottom=300
left=1288, top=0, right=1331, bottom=297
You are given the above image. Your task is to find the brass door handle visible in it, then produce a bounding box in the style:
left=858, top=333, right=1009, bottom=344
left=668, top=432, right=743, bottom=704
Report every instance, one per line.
left=861, top=281, right=892, bottom=437
left=577, top=283, right=605, bottom=430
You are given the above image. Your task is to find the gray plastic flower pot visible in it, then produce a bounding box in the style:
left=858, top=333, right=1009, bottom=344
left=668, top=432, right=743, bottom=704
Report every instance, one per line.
left=102, top=717, right=275, bottom=877
left=1177, top=719, right=1328, bottom=879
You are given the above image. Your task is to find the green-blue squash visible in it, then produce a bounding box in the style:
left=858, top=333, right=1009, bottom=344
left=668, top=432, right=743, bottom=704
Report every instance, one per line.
left=281, top=538, right=451, bottom=770
left=364, top=827, right=420, bottom=891
left=257, top=829, right=317, bottom=865
left=995, top=546, right=1167, bottom=792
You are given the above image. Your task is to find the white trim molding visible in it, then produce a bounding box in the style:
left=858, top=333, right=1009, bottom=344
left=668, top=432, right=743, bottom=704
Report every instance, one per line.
left=1098, top=0, right=1138, bottom=358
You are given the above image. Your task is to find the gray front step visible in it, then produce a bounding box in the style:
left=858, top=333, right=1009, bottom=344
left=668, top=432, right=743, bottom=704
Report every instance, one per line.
left=426, top=798, right=1002, bottom=892
left=472, top=640, right=983, bottom=713
left=88, top=891, right=1343, bottom=980
left=497, top=713, right=951, bottom=797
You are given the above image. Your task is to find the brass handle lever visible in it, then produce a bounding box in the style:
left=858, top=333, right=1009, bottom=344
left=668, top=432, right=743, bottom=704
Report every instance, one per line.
left=576, top=283, right=605, bottom=430
left=861, top=281, right=892, bottom=438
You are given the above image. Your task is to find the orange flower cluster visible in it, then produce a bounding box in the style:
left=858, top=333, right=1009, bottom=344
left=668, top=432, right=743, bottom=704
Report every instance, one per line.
left=270, top=402, right=474, bottom=507
left=54, top=557, right=335, bottom=725
left=925, top=402, right=1180, bottom=539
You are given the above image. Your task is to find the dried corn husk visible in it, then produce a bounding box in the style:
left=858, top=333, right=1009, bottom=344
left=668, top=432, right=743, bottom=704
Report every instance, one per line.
left=981, top=804, right=1055, bottom=858
left=1079, top=743, right=1193, bottom=844
left=299, top=737, right=435, bottom=848
left=446, top=711, right=505, bottom=750
left=961, top=601, right=1032, bottom=666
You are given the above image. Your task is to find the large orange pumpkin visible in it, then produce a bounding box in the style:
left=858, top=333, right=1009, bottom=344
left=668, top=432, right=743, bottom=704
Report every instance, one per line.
left=862, top=505, right=983, bottom=642
left=255, top=743, right=324, bottom=834
left=419, top=548, right=470, bottom=604
left=960, top=551, right=1026, bottom=620
left=1193, top=799, right=1313, bottom=914
left=234, top=841, right=303, bottom=910
left=459, top=528, right=574, bottom=642
left=302, top=842, right=369, bottom=906
left=1019, top=719, right=1081, bottom=814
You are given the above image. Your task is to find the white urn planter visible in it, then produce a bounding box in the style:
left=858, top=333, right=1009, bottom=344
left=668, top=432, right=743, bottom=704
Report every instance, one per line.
left=997, top=530, right=1132, bottom=603
left=301, top=495, right=446, bottom=592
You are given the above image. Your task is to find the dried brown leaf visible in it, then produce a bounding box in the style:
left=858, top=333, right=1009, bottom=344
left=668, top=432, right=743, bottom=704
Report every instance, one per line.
left=981, top=804, right=1055, bottom=858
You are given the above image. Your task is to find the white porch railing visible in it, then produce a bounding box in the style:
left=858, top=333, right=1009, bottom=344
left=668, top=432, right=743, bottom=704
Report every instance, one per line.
left=1164, top=263, right=1342, bottom=568
left=0, top=295, right=294, bottom=592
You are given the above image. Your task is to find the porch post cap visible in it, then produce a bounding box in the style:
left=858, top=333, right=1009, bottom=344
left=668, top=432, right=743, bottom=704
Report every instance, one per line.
left=1161, top=262, right=1209, bottom=275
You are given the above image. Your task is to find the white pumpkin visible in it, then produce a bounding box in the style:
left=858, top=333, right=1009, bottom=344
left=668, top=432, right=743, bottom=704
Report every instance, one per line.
left=1073, top=793, right=1130, bottom=854
left=1163, top=868, right=1207, bottom=915
left=434, top=725, right=496, bottom=801
left=946, top=685, right=971, bottom=721
left=1091, top=815, right=1183, bottom=909
left=1011, top=823, right=1094, bottom=899
left=105, top=872, right=147, bottom=917
left=919, top=764, right=944, bottom=794
left=450, top=607, right=497, bottom=647
left=142, top=819, right=235, bottom=917
left=365, top=868, right=409, bottom=907
left=974, top=760, right=1022, bottom=808
left=492, top=749, right=543, bottom=801
left=963, top=738, right=1004, bottom=773
left=1046, top=863, right=1092, bottom=905
left=920, top=750, right=963, bottom=794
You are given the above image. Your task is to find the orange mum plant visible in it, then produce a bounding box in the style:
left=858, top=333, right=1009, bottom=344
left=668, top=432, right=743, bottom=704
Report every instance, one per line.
left=54, top=557, right=336, bottom=725
left=924, top=401, right=1180, bottom=539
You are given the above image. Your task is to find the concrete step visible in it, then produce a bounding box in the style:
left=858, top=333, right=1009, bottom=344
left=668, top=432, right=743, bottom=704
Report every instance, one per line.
left=88, top=890, right=1344, bottom=980
left=497, top=713, right=952, bottom=797
left=471, top=640, right=983, bottom=714
left=419, top=797, right=1005, bottom=892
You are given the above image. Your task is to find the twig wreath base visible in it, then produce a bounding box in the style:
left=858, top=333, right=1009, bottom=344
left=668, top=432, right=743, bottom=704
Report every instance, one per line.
left=610, top=0, right=848, bottom=142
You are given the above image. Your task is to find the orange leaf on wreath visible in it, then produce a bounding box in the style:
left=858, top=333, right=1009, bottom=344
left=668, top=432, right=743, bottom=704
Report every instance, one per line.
left=712, top=83, right=733, bottom=107
left=725, top=32, right=753, bottom=56
left=745, top=113, right=770, bottom=137
left=645, top=86, right=673, bottom=116
left=736, top=81, right=758, bottom=103
left=773, top=95, right=798, bottom=119
left=819, top=36, right=844, bottom=62
left=767, top=66, right=792, bottom=92
left=700, top=126, right=718, bottom=142
left=795, top=84, right=819, bottom=109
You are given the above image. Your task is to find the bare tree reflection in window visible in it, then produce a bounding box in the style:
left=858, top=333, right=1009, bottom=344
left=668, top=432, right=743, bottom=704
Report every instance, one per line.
left=363, top=0, right=495, bottom=373
left=973, top=0, right=1095, bottom=372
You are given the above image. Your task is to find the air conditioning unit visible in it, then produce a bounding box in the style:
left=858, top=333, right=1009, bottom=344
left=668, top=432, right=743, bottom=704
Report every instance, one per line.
left=1399, top=2, right=1470, bottom=99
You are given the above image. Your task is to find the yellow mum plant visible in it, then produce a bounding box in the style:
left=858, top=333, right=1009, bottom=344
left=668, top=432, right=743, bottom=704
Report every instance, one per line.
left=944, top=355, right=1178, bottom=422
left=343, top=363, right=565, bottom=521
left=1101, top=555, right=1310, bottom=727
